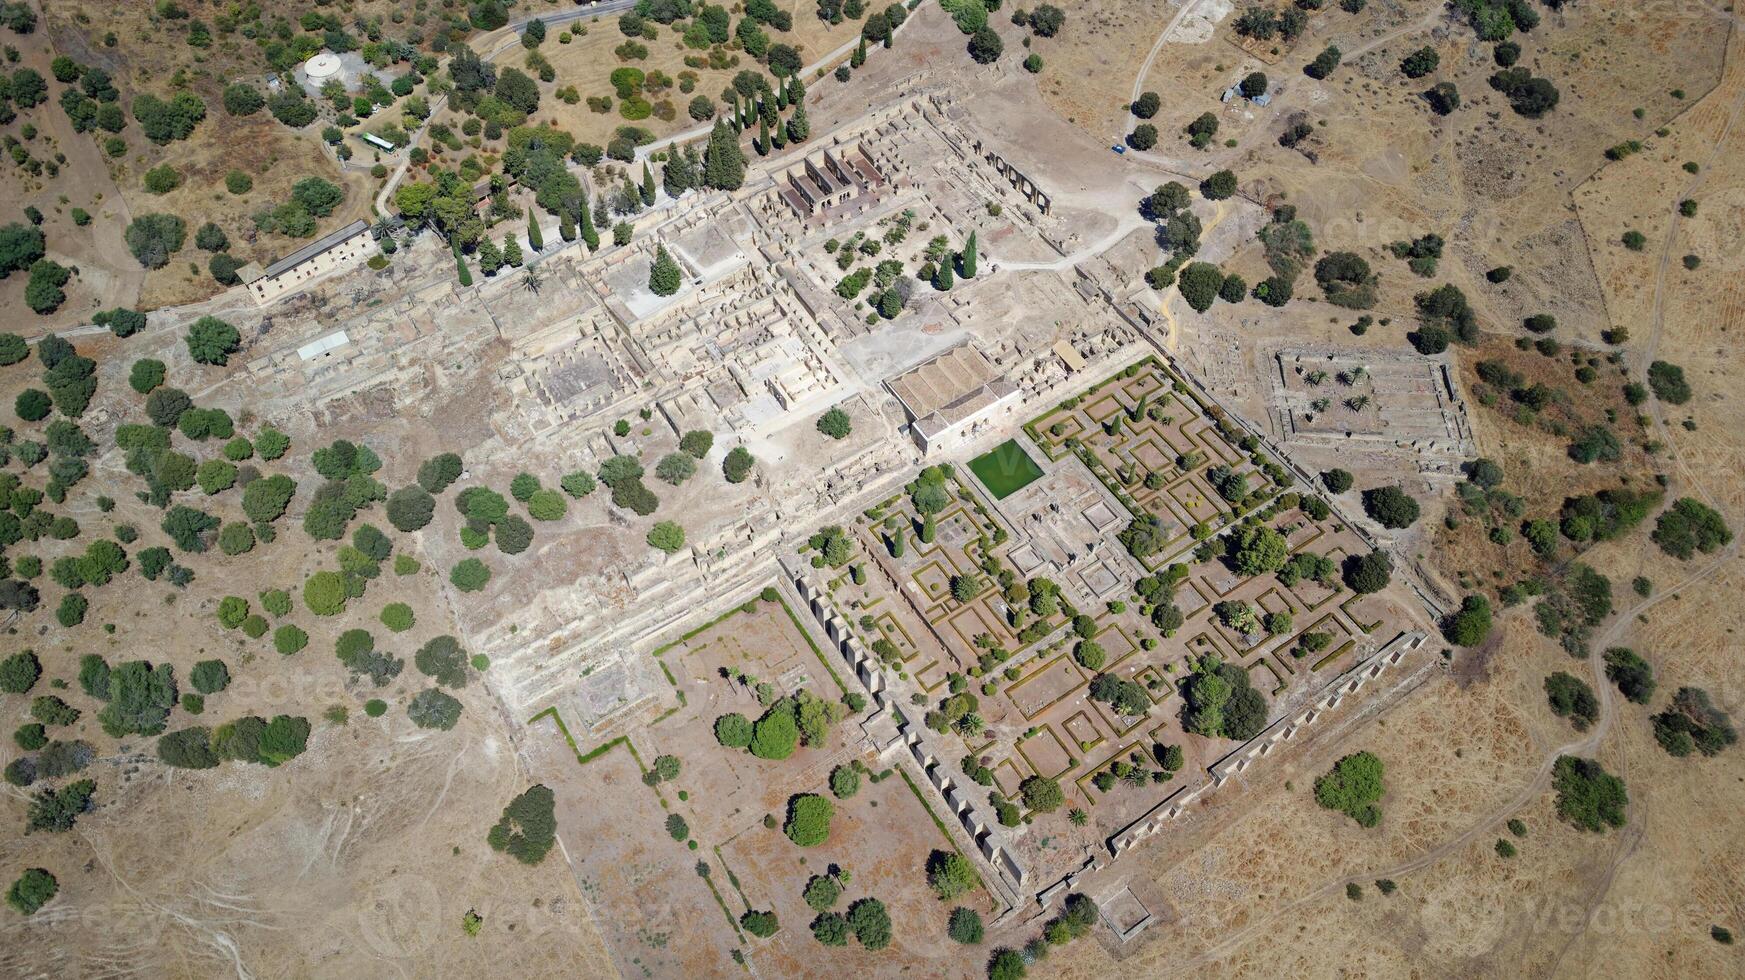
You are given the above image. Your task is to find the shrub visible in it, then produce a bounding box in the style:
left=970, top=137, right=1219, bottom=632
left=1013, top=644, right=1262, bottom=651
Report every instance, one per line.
left=494, top=515, right=534, bottom=554
left=0, top=649, right=41, bottom=693
left=989, top=948, right=1026, bottom=980
left=928, top=849, right=977, bottom=900
left=1544, top=672, right=1599, bottom=730
left=6, top=868, right=57, bottom=915
left=723, top=446, right=755, bottom=483
left=143, top=164, right=181, bottom=194
left=1362, top=485, right=1420, bottom=528
left=1652, top=687, right=1737, bottom=758
left=450, top=558, right=491, bottom=591
left=1314, top=751, right=1384, bottom=827
left=714, top=712, right=753, bottom=748
left=1019, top=775, right=1064, bottom=812
left=26, top=778, right=97, bottom=832
left=1603, top=648, right=1655, bottom=704
left=1442, top=594, right=1493, bottom=646
left=274, top=625, right=308, bottom=655
left=526, top=488, right=566, bottom=521
left=418, top=452, right=464, bottom=493
left=829, top=763, right=860, bottom=798
left=847, top=897, right=892, bottom=950
left=190, top=659, right=230, bottom=694
left=487, top=784, right=557, bottom=865
left=1652, top=498, right=1730, bottom=559
left=303, top=571, right=347, bottom=615
left=96, top=661, right=177, bottom=738
left=817, top=407, right=852, bottom=439
left=784, top=793, right=833, bottom=846
left=381, top=602, right=415, bottom=632
left=948, top=906, right=984, bottom=944
left=635, top=520, right=681, bottom=554
left=408, top=688, right=463, bottom=730
left=125, top=214, right=186, bottom=269
left=1552, top=756, right=1627, bottom=831
left=1647, top=360, right=1691, bottom=404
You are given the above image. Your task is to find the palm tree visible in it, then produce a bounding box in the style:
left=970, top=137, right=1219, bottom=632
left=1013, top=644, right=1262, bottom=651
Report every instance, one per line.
left=522, top=267, right=545, bottom=295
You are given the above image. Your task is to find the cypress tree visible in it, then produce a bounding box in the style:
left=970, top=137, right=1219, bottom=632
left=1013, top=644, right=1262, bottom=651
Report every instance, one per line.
left=527, top=211, right=544, bottom=251
left=648, top=246, right=682, bottom=296
left=934, top=261, right=953, bottom=291
left=756, top=115, right=769, bottom=156
left=579, top=193, right=600, bottom=251
left=704, top=119, right=746, bottom=189
left=852, top=37, right=866, bottom=68
left=662, top=154, right=691, bottom=198
left=559, top=212, right=576, bottom=242
left=787, top=104, right=810, bottom=143
left=771, top=124, right=787, bottom=151
left=502, top=234, right=523, bottom=268
left=640, top=163, right=656, bottom=205
left=959, top=230, right=977, bottom=278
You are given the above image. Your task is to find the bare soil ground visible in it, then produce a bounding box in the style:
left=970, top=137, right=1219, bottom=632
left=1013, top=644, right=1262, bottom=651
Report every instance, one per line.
left=2, top=2, right=389, bottom=313
left=1035, top=5, right=1745, bottom=976
left=2, top=0, right=1743, bottom=976
left=534, top=0, right=868, bottom=149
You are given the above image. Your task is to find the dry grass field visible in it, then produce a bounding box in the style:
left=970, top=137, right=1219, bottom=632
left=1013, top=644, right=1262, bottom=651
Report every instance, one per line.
left=0, top=0, right=1742, bottom=976
left=532, top=0, right=868, bottom=148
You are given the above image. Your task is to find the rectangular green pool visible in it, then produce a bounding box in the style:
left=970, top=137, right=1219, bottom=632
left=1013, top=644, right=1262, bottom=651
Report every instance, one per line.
left=968, top=439, right=1044, bottom=499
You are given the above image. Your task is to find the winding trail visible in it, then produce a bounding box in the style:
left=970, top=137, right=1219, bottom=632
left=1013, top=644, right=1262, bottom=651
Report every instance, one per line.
left=1339, top=5, right=1447, bottom=61
left=1123, top=0, right=1214, bottom=143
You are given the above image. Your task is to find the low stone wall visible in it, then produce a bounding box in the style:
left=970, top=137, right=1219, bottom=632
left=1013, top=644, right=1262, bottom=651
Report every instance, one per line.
left=1106, top=630, right=1429, bottom=854
left=788, top=564, right=1029, bottom=903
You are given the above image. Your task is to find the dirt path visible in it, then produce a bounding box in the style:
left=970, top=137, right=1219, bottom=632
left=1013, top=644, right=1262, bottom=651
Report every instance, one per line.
left=1339, top=5, right=1448, bottom=61
left=1123, top=0, right=1214, bottom=144
left=10, top=28, right=144, bottom=320
left=1158, top=21, right=1745, bottom=974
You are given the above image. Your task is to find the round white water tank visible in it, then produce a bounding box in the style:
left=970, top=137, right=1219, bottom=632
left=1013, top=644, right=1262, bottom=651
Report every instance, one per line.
left=304, top=52, right=342, bottom=81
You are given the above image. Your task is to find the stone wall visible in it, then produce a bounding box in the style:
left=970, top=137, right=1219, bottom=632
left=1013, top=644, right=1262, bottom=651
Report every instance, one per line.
left=1106, top=630, right=1429, bottom=854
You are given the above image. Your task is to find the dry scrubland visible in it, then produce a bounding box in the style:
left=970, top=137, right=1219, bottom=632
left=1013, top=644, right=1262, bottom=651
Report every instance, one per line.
left=23, top=2, right=373, bottom=309
left=531, top=0, right=867, bottom=147
left=1038, top=2, right=1745, bottom=977
left=0, top=319, right=617, bottom=973
left=0, top=0, right=1741, bottom=976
